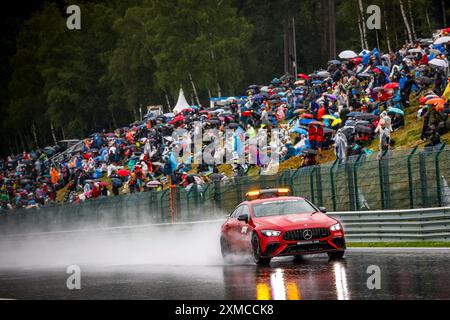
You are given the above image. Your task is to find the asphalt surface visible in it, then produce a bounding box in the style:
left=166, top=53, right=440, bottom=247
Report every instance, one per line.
left=1, top=249, right=450, bottom=300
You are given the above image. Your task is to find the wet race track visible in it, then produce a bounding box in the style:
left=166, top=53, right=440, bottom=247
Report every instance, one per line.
left=1, top=249, right=450, bottom=300
left=0, top=222, right=449, bottom=300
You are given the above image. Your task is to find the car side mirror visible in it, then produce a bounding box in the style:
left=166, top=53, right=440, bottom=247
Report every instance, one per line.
left=238, top=213, right=250, bottom=223
left=319, top=207, right=327, bottom=213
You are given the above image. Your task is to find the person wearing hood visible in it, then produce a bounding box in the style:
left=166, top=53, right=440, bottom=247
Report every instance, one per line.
left=333, top=129, right=348, bottom=162
left=282, top=142, right=297, bottom=161
left=247, top=124, right=256, bottom=139
left=376, top=122, right=392, bottom=157
left=377, top=111, right=393, bottom=133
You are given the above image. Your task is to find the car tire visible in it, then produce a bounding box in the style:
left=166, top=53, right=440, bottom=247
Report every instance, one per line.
left=220, top=237, right=231, bottom=260
left=327, top=251, right=345, bottom=260
left=251, top=233, right=271, bottom=266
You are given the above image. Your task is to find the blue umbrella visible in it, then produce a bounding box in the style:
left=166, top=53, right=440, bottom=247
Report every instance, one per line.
left=375, top=65, right=390, bottom=75
left=328, top=60, right=341, bottom=65
left=387, top=107, right=404, bottom=116
left=299, top=119, right=314, bottom=126
left=290, top=127, right=308, bottom=135
left=347, top=112, right=364, bottom=118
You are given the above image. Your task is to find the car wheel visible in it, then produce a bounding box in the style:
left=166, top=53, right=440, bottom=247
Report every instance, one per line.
left=328, top=251, right=345, bottom=260
left=220, top=237, right=231, bottom=259
left=251, top=233, right=271, bottom=266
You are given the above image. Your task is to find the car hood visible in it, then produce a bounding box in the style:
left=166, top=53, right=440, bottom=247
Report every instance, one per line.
left=253, top=212, right=337, bottom=230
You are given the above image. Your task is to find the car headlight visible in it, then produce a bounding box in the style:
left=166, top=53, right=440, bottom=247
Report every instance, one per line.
left=261, top=230, right=282, bottom=237
left=330, top=223, right=342, bottom=232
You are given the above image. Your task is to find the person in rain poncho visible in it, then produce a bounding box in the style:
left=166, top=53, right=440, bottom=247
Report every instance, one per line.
left=50, top=167, right=60, bottom=185
left=333, top=129, right=348, bottom=162
left=376, top=111, right=393, bottom=133
left=375, top=122, right=391, bottom=155
left=247, top=125, right=256, bottom=139
left=260, top=108, right=269, bottom=124
left=276, top=104, right=286, bottom=122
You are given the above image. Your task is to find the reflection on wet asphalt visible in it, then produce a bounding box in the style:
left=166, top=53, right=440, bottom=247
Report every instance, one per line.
left=0, top=249, right=449, bottom=300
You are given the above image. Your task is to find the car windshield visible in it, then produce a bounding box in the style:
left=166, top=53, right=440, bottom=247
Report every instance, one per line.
left=252, top=199, right=317, bottom=218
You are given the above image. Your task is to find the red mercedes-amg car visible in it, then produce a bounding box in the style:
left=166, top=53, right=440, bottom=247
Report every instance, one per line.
left=220, top=188, right=346, bottom=265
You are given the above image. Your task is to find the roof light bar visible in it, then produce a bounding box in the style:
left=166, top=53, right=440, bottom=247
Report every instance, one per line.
left=245, top=188, right=291, bottom=200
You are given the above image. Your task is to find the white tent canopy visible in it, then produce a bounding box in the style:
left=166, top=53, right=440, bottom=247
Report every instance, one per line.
left=173, top=88, right=191, bottom=114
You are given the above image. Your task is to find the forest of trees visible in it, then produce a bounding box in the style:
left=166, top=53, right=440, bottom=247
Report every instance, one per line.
left=0, top=0, right=448, bottom=156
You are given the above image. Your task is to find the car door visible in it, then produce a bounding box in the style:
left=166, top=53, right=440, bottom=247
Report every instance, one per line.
left=224, top=206, right=243, bottom=249
left=235, top=205, right=252, bottom=251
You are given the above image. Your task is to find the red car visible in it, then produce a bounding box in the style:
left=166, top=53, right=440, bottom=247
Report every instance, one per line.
left=220, top=188, right=346, bottom=265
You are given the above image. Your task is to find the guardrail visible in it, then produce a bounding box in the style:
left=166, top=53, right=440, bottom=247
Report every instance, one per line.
left=329, top=207, right=450, bottom=242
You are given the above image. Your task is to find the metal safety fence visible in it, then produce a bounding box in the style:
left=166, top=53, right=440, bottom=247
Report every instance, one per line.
left=330, top=207, right=450, bottom=242
left=1, top=145, right=450, bottom=235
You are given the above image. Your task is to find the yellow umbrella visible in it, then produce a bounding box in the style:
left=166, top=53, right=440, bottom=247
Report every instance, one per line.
left=322, top=115, right=337, bottom=120
left=332, top=118, right=342, bottom=126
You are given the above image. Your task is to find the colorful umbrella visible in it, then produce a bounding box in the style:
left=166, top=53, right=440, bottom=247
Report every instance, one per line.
left=339, top=50, right=358, bottom=59
left=426, top=97, right=446, bottom=111
left=384, top=82, right=400, bottom=89
left=332, top=118, right=343, bottom=127
left=290, top=127, right=308, bottom=135
left=168, top=115, right=185, bottom=124
left=297, top=73, right=310, bottom=80
left=426, top=97, right=445, bottom=105
left=117, top=169, right=131, bottom=177
left=387, top=107, right=405, bottom=116
left=429, top=58, right=448, bottom=69
left=317, top=71, right=331, bottom=78
left=434, top=36, right=450, bottom=45
left=294, top=109, right=306, bottom=114
left=299, top=114, right=314, bottom=119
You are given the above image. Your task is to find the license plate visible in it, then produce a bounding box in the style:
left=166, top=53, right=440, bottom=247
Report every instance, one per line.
left=297, top=240, right=320, bottom=245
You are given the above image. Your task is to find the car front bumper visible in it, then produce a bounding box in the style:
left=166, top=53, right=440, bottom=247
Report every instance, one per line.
left=261, top=233, right=346, bottom=257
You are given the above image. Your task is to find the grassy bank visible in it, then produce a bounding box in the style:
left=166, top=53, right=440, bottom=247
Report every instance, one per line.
left=348, top=242, right=450, bottom=248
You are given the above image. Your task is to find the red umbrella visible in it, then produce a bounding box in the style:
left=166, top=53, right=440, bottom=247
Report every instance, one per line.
left=350, top=57, right=362, bottom=64
left=98, top=182, right=108, bottom=187
left=242, top=111, right=252, bottom=117
left=117, top=169, right=131, bottom=177
left=300, top=114, right=314, bottom=119
left=297, top=73, right=310, bottom=80
left=384, top=82, right=399, bottom=89
left=168, top=115, right=185, bottom=125
left=419, top=96, right=427, bottom=104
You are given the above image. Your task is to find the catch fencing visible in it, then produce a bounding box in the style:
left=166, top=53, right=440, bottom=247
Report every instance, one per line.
left=212, top=144, right=450, bottom=213
left=1, top=145, right=450, bottom=235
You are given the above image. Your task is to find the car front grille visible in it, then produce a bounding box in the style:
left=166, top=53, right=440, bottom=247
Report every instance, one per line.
left=281, top=242, right=334, bottom=254
left=282, top=227, right=330, bottom=241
